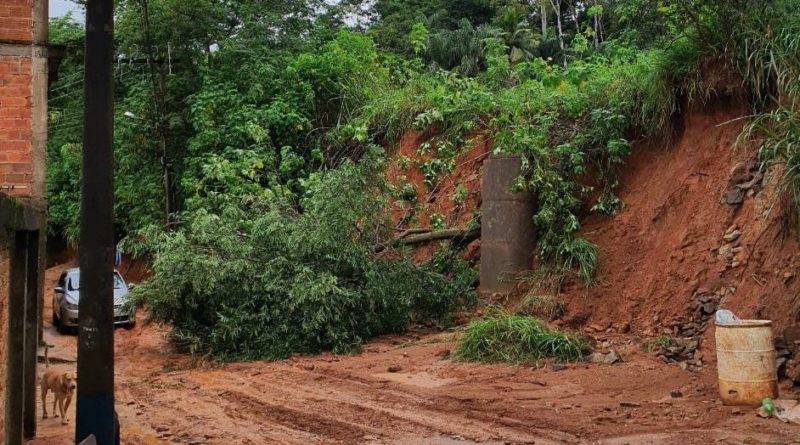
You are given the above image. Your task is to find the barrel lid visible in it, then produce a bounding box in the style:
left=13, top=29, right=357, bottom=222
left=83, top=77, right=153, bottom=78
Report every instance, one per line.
left=715, top=319, right=772, bottom=328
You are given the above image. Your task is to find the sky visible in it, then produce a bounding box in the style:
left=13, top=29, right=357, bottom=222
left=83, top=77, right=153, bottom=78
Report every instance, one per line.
left=50, top=0, right=84, bottom=22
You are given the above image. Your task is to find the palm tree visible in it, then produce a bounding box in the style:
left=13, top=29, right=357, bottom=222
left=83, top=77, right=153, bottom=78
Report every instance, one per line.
left=492, top=4, right=540, bottom=64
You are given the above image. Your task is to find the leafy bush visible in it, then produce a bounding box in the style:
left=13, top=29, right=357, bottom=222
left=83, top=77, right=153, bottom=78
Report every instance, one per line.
left=454, top=309, right=588, bottom=364
left=132, top=157, right=475, bottom=360
left=726, top=1, right=800, bottom=217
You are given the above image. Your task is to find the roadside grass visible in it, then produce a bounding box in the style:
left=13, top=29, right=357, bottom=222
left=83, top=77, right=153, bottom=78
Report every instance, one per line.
left=453, top=309, right=589, bottom=364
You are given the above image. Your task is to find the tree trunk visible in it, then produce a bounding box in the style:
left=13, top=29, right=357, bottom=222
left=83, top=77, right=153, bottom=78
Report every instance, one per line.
left=397, top=228, right=479, bottom=245
left=549, top=0, right=565, bottom=65
left=539, top=1, right=547, bottom=38
left=569, top=1, right=579, bottom=34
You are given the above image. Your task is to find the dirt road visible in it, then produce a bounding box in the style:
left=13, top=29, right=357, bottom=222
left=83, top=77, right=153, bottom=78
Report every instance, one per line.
left=29, top=265, right=800, bottom=444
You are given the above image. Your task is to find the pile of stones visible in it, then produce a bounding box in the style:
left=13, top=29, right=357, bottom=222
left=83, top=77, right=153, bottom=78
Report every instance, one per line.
left=778, top=326, right=800, bottom=383
left=717, top=224, right=744, bottom=268
left=648, top=287, right=733, bottom=371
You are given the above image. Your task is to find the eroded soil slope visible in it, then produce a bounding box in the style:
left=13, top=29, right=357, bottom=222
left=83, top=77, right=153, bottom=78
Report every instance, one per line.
left=558, top=104, right=800, bottom=340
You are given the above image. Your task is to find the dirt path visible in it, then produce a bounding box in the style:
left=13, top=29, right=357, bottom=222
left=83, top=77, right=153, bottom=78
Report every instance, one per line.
left=28, top=264, right=800, bottom=444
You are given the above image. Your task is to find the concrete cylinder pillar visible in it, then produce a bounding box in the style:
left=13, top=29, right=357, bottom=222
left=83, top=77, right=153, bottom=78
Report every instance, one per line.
left=479, top=155, right=536, bottom=295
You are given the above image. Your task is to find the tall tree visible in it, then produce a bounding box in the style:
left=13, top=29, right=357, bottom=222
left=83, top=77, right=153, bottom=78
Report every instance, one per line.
left=548, top=0, right=565, bottom=55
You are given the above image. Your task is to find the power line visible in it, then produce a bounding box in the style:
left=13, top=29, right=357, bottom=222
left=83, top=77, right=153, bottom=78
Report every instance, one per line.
left=49, top=64, right=148, bottom=103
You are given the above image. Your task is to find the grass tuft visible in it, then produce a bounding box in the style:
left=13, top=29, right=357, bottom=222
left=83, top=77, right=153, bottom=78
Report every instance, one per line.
left=453, top=309, right=589, bottom=364
left=557, top=237, right=599, bottom=285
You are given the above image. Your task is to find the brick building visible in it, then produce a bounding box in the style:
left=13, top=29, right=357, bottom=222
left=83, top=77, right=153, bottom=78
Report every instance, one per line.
left=0, top=0, right=49, bottom=443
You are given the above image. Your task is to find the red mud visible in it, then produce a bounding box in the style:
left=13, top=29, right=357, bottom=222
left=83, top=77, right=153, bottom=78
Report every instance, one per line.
left=29, top=261, right=800, bottom=445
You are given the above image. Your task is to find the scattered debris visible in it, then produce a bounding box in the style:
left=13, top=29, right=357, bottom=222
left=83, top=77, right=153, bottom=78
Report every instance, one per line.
left=717, top=226, right=745, bottom=268
left=757, top=399, right=800, bottom=424
left=723, top=188, right=746, bottom=205
left=723, top=229, right=741, bottom=242
left=387, top=365, right=402, bottom=373
left=589, top=349, right=622, bottom=365
left=723, top=167, right=763, bottom=206
left=775, top=325, right=800, bottom=384
left=670, top=389, right=683, bottom=398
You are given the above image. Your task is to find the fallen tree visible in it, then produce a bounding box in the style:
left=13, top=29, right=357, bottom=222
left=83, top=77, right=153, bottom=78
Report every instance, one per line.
left=397, top=227, right=480, bottom=245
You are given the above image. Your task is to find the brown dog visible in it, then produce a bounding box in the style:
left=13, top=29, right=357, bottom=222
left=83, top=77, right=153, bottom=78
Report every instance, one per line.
left=41, top=345, right=77, bottom=425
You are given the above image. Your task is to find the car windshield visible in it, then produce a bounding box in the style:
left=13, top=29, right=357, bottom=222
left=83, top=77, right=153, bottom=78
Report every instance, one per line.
left=68, top=272, right=125, bottom=291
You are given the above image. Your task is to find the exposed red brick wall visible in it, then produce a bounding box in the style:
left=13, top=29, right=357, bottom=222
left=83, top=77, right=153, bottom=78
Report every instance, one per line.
left=0, top=0, right=34, bottom=43
left=0, top=55, right=33, bottom=195
left=1, top=0, right=35, bottom=198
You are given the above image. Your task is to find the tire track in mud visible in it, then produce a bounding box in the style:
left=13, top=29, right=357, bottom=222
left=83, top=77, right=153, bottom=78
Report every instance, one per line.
left=198, top=365, right=579, bottom=444
left=218, top=389, right=370, bottom=444
left=310, top=367, right=581, bottom=444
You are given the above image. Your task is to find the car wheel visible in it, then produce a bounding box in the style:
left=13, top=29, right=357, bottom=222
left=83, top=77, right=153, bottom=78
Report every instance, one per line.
left=52, top=306, right=60, bottom=327
left=56, top=309, right=69, bottom=334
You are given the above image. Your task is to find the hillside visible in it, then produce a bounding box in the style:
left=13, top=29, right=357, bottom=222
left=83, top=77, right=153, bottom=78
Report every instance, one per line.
left=561, top=104, right=800, bottom=335
left=32, top=1, right=800, bottom=442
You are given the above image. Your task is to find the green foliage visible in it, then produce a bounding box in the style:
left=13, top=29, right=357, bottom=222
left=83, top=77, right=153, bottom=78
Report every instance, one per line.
left=47, top=17, right=85, bottom=242
left=410, top=22, right=429, bottom=55
left=352, top=42, right=702, bottom=281
left=49, top=0, right=800, bottom=362
left=424, top=20, right=493, bottom=76
left=452, top=184, right=469, bottom=206
left=646, top=335, right=675, bottom=352
left=717, top=1, right=800, bottom=218
left=133, top=159, right=475, bottom=360
left=430, top=213, right=447, bottom=229
left=491, top=3, right=540, bottom=64
left=454, top=309, right=588, bottom=364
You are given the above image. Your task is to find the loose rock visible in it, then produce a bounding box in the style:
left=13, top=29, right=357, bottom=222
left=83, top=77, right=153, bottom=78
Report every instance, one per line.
left=589, top=349, right=622, bottom=365
left=723, top=230, right=741, bottom=242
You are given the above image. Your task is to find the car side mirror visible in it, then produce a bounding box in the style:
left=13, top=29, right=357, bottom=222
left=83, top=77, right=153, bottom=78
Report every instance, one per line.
left=55, top=286, right=64, bottom=293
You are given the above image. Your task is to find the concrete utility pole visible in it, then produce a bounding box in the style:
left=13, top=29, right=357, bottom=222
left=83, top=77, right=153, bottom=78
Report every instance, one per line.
left=76, top=0, right=116, bottom=443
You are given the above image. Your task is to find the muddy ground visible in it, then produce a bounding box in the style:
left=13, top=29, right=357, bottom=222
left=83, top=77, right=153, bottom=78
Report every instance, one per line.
left=26, top=264, right=800, bottom=445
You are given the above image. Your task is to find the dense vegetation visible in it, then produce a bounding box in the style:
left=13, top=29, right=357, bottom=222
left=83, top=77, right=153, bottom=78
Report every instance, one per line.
left=47, top=0, right=800, bottom=360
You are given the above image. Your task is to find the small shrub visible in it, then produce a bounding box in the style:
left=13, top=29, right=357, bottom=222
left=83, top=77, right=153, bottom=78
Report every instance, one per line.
left=452, top=184, right=469, bottom=207
left=396, top=155, right=413, bottom=170
left=646, top=335, right=675, bottom=352
left=395, top=182, right=418, bottom=203
left=556, top=237, right=599, bottom=284
left=454, top=309, right=589, bottom=364
left=430, top=213, right=447, bottom=229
